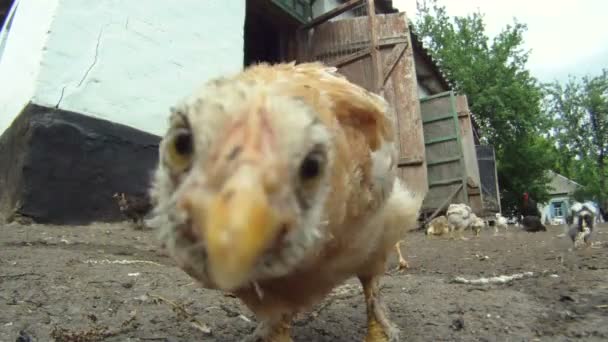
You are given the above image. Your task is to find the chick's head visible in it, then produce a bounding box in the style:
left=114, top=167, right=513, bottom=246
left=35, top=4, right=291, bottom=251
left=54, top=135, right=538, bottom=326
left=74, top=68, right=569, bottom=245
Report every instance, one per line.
left=151, top=78, right=333, bottom=291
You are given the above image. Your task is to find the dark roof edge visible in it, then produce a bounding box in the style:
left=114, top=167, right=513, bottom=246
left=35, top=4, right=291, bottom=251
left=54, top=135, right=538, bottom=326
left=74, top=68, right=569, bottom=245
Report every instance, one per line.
left=408, top=25, right=453, bottom=91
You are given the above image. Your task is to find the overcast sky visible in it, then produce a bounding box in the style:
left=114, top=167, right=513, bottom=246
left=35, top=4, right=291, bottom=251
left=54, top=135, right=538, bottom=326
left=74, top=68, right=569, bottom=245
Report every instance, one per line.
left=393, top=0, right=608, bottom=84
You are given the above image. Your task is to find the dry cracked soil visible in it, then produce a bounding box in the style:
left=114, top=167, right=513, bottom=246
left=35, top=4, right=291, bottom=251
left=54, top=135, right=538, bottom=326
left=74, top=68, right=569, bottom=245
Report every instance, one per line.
left=1, top=221, right=607, bottom=341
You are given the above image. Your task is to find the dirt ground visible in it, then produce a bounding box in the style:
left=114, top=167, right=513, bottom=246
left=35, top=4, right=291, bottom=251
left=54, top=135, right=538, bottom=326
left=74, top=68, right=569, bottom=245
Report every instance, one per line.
left=1, top=221, right=607, bottom=342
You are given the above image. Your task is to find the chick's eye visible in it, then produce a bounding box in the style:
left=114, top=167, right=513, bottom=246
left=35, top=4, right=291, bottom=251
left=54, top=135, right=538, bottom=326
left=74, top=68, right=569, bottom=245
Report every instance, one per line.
left=299, top=150, right=325, bottom=181
left=174, top=131, right=193, bottom=155
left=166, top=129, right=193, bottom=171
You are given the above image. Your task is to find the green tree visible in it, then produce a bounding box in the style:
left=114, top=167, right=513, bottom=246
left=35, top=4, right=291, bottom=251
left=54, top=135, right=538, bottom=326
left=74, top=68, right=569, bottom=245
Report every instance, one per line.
left=544, top=69, right=608, bottom=211
left=413, top=0, right=554, bottom=213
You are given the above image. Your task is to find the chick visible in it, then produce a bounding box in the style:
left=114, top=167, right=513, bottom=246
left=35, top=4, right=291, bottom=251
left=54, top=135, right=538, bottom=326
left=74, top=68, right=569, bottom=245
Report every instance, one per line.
left=446, top=203, right=473, bottom=240
left=149, top=62, right=423, bottom=341
left=425, top=215, right=449, bottom=236
left=495, top=213, right=508, bottom=234
left=469, top=214, right=485, bottom=237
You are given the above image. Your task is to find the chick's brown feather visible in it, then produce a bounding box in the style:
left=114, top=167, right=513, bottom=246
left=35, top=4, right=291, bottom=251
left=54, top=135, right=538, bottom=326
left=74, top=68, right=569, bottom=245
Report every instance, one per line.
left=234, top=62, right=401, bottom=312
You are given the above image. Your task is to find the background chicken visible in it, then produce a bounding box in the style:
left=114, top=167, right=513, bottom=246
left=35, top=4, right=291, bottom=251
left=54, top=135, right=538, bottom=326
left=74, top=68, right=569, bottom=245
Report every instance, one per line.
left=149, top=62, right=423, bottom=342
left=567, top=202, right=596, bottom=248
left=521, top=216, right=546, bottom=232
left=520, top=192, right=541, bottom=217
left=495, top=213, right=508, bottom=234
left=469, top=213, right=485, bottom=237
left=519, top=192, right=545, bottom=232
left=112, top=192, right=152, bottom=229
left=425, top=215, right=449, bottom=236
left=446, top=203, right=474, bottom=240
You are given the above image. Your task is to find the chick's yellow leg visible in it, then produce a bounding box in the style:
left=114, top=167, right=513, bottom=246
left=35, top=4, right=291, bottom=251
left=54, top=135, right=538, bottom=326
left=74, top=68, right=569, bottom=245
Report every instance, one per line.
left=243, top=315, right=293, bottom=342
left=394, top=241, right=409, bottom=271
left=359, top=275, right=400, bottom=342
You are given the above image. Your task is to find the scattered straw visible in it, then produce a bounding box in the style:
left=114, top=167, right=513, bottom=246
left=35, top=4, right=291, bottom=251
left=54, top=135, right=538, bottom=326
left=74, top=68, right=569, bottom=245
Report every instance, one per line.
left=83, top=259, right=162, bottom=267
left=148, top=294, right=211, bottom=335
left=452, top=272, right=534, bottom=285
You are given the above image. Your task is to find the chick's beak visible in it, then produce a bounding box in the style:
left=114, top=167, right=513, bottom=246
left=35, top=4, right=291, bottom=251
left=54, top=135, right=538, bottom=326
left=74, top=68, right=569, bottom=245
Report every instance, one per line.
left=183, top=166, right=280, bottom=290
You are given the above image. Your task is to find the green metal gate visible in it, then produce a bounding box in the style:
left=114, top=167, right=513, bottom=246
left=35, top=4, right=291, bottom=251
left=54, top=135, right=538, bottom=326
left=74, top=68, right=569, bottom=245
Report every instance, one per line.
left=421, top=91, right=468, bottom=212
left=270, top=0, right=312, bottom=23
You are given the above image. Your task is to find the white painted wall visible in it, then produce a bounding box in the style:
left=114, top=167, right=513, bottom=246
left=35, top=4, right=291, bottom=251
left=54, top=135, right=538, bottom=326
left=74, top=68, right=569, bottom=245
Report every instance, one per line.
left=0, top=0, right=59, bottom=135
left=0, top=0, right=246, bottom=137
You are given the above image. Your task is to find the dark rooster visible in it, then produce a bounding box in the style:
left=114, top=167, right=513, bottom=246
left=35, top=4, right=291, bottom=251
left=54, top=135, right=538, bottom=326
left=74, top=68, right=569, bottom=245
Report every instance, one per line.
left=521, top=216, right=546, bottom=232
left=520, top=192, right=545, bottom=232
left=520, top=192, right=541, bottom=217
left=112, top=192, right=152, bottom=229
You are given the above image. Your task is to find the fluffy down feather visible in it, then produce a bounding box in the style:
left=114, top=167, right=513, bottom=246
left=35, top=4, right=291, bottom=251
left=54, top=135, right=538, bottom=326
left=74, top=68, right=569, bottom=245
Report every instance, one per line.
left=469, top=214, right=485, bottom=237
left=425, top=215, right=449, bottom=236
left=447, top=203, right=473, bottom=239
left=495, top=213, right=508, bottom=234
left=149, top=62, right=423, bottom=341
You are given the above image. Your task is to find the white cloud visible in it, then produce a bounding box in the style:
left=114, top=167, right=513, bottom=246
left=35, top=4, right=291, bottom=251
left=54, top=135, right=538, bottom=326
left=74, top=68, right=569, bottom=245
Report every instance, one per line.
left=394, top=0, right=608, bottom=82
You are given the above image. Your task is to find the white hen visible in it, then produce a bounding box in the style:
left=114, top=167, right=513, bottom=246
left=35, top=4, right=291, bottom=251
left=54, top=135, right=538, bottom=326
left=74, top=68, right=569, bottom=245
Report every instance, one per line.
left=447, top=203, right=473, bottom=240
left=495, top=213, right=508, bottom=234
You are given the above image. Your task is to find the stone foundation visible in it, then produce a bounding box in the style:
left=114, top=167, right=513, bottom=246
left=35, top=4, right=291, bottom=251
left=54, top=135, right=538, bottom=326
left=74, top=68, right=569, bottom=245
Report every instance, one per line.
left=0, top=103, right=161, bottom=224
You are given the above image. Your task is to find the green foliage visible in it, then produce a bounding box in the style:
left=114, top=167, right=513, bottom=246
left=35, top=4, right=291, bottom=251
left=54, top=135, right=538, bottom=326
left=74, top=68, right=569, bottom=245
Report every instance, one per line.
left=544, top=69, right=608, bottom=208
left=413, top=0, right=555, bottom=212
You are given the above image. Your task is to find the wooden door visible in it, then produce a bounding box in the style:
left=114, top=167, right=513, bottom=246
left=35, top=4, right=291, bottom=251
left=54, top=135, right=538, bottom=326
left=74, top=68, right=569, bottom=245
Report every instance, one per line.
left=295, top=4, right=428, bottom=195
left=420, top=91, right=468, bottom=212
left=476, top=145, right=501, bottom=214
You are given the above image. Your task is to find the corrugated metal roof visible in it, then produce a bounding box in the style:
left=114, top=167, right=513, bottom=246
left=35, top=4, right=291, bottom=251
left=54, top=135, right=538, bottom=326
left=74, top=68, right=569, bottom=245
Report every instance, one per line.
left=546, top=170, right=581, bottom=195
left=408, top=26, right=453, bottom=90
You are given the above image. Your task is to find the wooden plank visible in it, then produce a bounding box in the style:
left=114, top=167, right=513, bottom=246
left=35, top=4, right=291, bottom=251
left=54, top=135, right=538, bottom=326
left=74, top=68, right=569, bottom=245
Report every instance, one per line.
left=429, top=177, right=463, bottom=187
left=455, top=94, right=482, bottom=213
left=300, top=0, right=363, bottom=30
left=295, top=27, right=310, bottom=62
left=313, top=37, right=407, bottom=60
left=422, top=114, right=453, bottom=124
left=385, top=14, right=428, bottom=194
left=420, top=91, right=453, bottom=103
left=398, top=156, right=424, bottom=167
left=366, top=0, right=382, bottom=93
left=468, top=188, right=481, bottom=196
left=425, top=135, right=458, bottom=145
left=448, top=92, right=469, bottom=205
left=299, top=13, right=428, bottom=194
left=317, top=36, right=408, bottom=52
left=329, top=48, right=371, bottom=67
left=378, top=36, right=409, bottom=46
left=427, top=156, right=461, bottom=167
left=380, top=42, right=407, bottom=89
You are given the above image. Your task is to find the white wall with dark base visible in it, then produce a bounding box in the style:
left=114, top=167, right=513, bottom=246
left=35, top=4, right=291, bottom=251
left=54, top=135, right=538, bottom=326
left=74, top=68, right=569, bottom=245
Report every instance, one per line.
left=0, top=0, right=246, bottom=137
left=0, top=0, right=246, bottom=223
